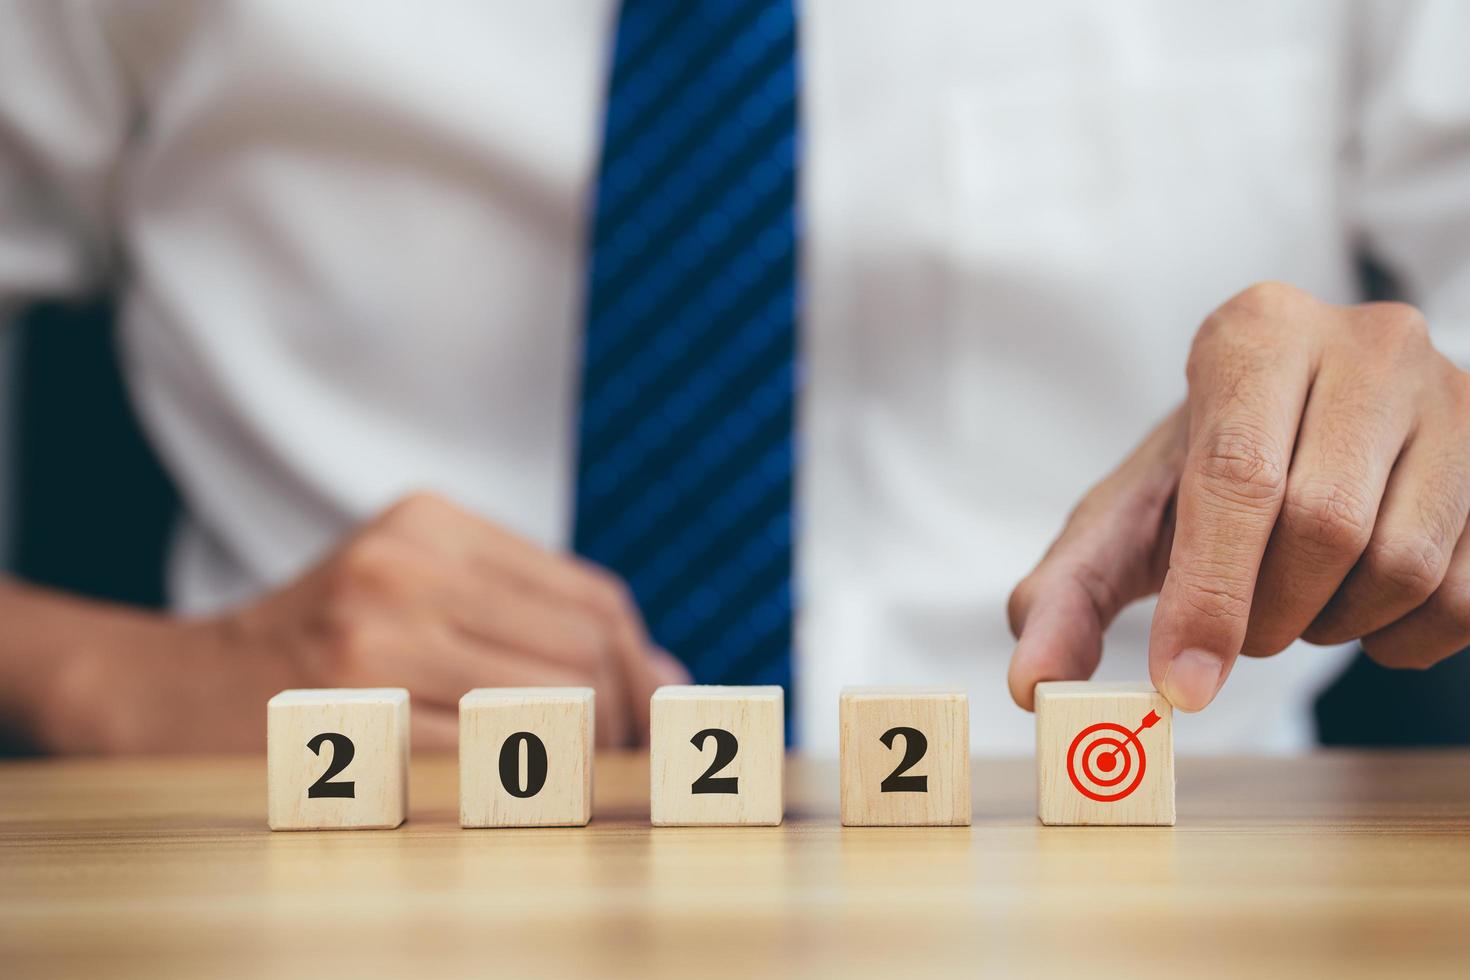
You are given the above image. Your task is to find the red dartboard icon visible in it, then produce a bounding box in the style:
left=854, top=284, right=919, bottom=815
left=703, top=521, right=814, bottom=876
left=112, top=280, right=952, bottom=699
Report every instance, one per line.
left=1066, top=710, right=1161, bottom=803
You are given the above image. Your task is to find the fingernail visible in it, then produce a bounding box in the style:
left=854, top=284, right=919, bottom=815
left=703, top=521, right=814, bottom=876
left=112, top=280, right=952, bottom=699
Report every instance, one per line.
left=1162, top=647, right=1224, bottom=712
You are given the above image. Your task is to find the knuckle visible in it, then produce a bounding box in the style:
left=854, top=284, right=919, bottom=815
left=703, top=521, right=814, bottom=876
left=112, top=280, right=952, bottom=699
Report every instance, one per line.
left=1195, top=427, right=1287, bottom=505
left=1007, top=576, right=1038, bottom=636
left=1278, top=480, right=1374, bottom=561
left=563, top=614, right=615, bottom=670
left=379, top=490, right=454, bottom=530
left=1239, top=628, right=1290, bottom=659
left=1303, top=598, right=1365, bottom=644
left=1189, top=313, right=1228, bottom=358
left=1366, top=534, right=1448, bottom=602
left=1069, top=559, right=1125, bottom=625
left=582, top=564, right=636, bottom=619
left=1220, top=281, right=1305, bottom=323
left=316, top=607, right=374, bottom=675
left=330, top=539, right=421, bottom=617
left=1366, top=301, right=1429, bottom=346
left=1359, top=636, right=1416, bottom=670
left=1189, top=315, right=1259, bottom=380
left=334, top=536, right=399, bottom=591
left=1191, top=284, right=1310, bottom=376
left=1414, top=468, right=1470, bottom=546
left=1426, top=576, right=1470, bottom=636
left=1447, top=367, right=1470, bottom=413
left=1361, top=634, right=1442, bottom=672
left=601, top=573, right=635, bottom=612
left=1299, top=617, right=1348, bottom=648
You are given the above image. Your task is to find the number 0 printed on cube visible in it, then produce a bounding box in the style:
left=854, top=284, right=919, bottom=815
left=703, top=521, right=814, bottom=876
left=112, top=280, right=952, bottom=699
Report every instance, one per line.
left=459, top=688, right=594, bottom=828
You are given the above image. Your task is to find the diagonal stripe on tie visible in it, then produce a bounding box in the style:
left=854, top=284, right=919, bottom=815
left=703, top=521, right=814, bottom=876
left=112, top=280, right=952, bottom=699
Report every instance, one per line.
left=574, top=0, right=799, bottom=728
left=579, top=218, right=795, bottom=517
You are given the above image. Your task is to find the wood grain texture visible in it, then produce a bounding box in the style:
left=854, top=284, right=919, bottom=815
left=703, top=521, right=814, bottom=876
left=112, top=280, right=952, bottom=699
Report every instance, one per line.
left=459, top=688, right=593, bottom=828
left=3, top=752, right=1470, bottom=979
left=1036, top=681, right=1175, bottom=826
left=650, top=685, right=783, bottom=826
left=266, top=688, right=408, bottom=831
left=839, top=686, right=970, bottom=826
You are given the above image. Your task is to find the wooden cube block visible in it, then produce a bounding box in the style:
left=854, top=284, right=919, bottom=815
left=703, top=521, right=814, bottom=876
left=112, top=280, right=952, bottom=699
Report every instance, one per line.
left=1035, top=681, right=1175, bottom=826
left=267, top=688, right=409, bottom=831
left=839, top=686, right=971, bottom=826
left=650, top=685, right=783, bottom=826
left=459, top=687, right=594, bottom=828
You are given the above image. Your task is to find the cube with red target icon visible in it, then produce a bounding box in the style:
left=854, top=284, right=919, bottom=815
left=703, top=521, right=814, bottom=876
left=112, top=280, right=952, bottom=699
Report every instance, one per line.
left=1035, top=681, right=1175, bottom=826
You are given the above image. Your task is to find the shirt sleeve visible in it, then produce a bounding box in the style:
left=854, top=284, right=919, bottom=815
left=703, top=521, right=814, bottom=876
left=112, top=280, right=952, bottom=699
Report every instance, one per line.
left=0, top=1, right=133, bottom=322
left=1350, top=0, right=1470, bottom=365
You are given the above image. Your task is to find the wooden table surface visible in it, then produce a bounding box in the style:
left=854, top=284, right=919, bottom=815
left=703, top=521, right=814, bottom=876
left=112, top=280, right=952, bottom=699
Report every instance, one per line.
left=3, top=751, right=1469, bottom=979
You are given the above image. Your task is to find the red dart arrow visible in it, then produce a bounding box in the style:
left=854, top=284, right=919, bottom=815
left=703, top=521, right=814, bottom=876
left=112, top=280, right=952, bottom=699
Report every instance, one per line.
left=1095, top=710, right=1163, bottom=772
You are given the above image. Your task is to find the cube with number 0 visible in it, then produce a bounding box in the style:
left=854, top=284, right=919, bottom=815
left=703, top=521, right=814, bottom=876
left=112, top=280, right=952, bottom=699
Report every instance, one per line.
left=650, top=685, right=784, bottom=826
left=267, top=688, right=409, bottom=831
left=459, top=687, right=594, bottom=828
left=839, top=687, right=971, bottom=826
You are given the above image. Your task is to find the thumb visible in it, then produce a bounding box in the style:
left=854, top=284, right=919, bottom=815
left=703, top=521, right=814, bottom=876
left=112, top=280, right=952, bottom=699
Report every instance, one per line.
left=1007, top=408, right=1186, bottom=710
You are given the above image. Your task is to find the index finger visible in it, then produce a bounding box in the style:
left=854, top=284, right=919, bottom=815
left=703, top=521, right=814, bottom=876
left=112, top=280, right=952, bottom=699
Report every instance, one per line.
left=1148, top=293, right=1316, bottom=709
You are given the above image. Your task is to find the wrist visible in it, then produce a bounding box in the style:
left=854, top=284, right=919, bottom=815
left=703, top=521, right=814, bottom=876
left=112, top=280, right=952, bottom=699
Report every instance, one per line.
left=36, top=641, right=112, bottom=753
left=37, top=612, right=237, bottom=754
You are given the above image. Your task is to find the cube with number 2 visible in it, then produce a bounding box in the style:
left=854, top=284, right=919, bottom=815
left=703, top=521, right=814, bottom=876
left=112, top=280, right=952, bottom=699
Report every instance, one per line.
left=267, top=688, right=409, bottom=831
left=839, top=687, right=970, bottom=826
left=650, top=686, right=784, bottom=826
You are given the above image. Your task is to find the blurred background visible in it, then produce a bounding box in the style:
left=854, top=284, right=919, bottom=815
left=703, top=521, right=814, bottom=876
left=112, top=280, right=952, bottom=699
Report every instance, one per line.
left=4, top=295, right=1469, bottom=748
left=4, top=2, right=1470, bottom=757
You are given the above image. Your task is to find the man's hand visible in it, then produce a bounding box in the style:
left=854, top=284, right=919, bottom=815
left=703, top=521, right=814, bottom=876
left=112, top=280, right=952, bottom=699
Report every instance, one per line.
left=40, top=492, right=686, bottom=752
left=1008, top=283, right=1470, bottom=712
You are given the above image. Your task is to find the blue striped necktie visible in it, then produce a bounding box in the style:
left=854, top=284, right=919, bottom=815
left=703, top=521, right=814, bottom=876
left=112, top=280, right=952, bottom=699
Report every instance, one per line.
left=574, top=0, right=799, bottom=707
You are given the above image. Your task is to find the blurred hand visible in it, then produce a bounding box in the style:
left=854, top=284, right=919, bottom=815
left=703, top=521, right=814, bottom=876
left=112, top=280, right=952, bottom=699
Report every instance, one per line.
left=50, top=492, right=686, bottom=752
left=1008, top=283, right=1470, bottom=712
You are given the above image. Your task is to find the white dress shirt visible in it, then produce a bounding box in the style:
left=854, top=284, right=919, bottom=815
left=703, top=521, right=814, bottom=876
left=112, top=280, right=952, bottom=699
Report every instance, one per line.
left=3, top=1, right=1469, bottom=753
